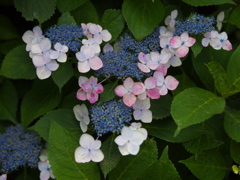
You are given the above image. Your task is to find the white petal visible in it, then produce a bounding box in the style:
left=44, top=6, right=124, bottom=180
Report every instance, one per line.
left=141, top=110, right=152, bottom=123
left=40, top=170, right=50, bottom=180
left=133, top=110, right=142, bottom=120
left=115, top=135, right=127, bottom=146
left=90, top=149, right=104, bottom=162
left=57, top=53, right=67, bottom=62
left=126, top=143, right=140, bottom=155
left=46, top=60, right=59, bottom=71
left=80, top=121, right=88, bottom=133
left=36, top=66, right=51, bottom=79
left=74, top=147, right=91, bottom=163
left=118, top=144, right=130, bottom=156
left=38, top=161, right=48, bottom=171
left=79, top=134, right=95, bottom=148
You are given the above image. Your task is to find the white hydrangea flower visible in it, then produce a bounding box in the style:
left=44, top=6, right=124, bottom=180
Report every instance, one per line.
left=0, top=174, right=7, bottom=180
left=73, top=104, right=90, bottom=133
left=115, top=126, right=147, bottom=156
left=133, top=98, right=152, bottom=123
left=74, top=134, right=104, bottom=163
left=50, top=42, right=69, bottom=63
left=38, top=161, right=55, bottom=180
left=217, top=11, right=224, bottom=31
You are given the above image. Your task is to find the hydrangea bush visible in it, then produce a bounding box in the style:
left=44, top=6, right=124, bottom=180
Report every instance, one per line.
left=1, top=0, right=240, bottom=179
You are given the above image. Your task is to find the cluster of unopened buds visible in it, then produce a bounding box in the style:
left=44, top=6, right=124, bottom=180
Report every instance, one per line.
left=22, top=9, right=233, bottom=168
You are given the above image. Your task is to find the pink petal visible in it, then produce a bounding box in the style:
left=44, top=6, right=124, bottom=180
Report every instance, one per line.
left=123, top=77, right=134, bottom=90
left=201, top=38, right=210, bottom=47
left=222, top=40, right=232, bottom=51
left=165, top=76, right=179, bottom=90
left=103, top=43, right=113, bottom=53
left=89, top=56, right=103, bottom=70
left=147, top=88, right=160, bottom=99
left=78, top=76, right=88, bottom=87
left=94, top=84, right=104, bottom=94
left=115, top=85, right=127, bottom=97
left=153, top=71, right=165, bottom=86
left=144, top=77, right=157, bottom=89
left=123, top=93, right=137, bottom=107
left=76, top=89, right=87, bottom=101
left=185, top=37, right=196, bottom=47
left=138, top=91, right=147, bottom=100
left=158, top=85, right=168, bottom=96
left=78, top=61, right=91, bottom=73
left=170, top=36, right=181, bottom=48
left=87, top=90, right=99, bottom=103
left=33, top=26, right=43, bottom=36
left=89, top=24, right=102, bottom=34
left=138, top=63, right=151, bottom=73
left=131, top=82, right=145, bottom=95
left=32, top=55, right=45, bottom=67
left=171, top=10, right=178, bottom=19
left=177, top=46, right=189, bottom=57
left=155, top=64, right=168, bottom=75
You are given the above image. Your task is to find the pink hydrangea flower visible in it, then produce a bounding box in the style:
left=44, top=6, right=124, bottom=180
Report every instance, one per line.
left=81, top=23, right=93, bottom=39
left=159, top=26, right=173, bottom=39
left=81, top=38, right=101, bottom=54
left=170, top=32, right=196, bottom=57
left=133, top=98, right=152, bottom=123
left=49, top=42, right=68, bottom=62
left=115, top=77, right=144, bottom=107
left=138, top=77, right=160, bottom=100
left=103, top=43, right=114, bottom=53
left=75, top=134, right=104, bottom=163
left=137, top=52, right=152, bottom=73
left=154, top=71, right=179, bottom=95
left=76, top=48, right=103, bottom=73
left=76, top=76, right=104, bottom=104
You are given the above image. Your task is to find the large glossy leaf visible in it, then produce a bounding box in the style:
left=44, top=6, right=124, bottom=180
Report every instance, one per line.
left=14, top=0, right=56, bottom=23
left=21, top=79, right=61, bottom=127
left=230, top=140, right=240, bottom=165
left=180, top=150, right=227, bottom=180
left=0, top=45, right=37, bottom=79
left=108, top=139, right=158, bottom=180
left=171, top=87, right=225, bottom=136
left=29, top=109, right=79, bottom=141
left=228, top=5, right=240, bottom=29
left=100, top=134, right=121, bottom=178
left=48, top=121, right=100, bottom=180
left=227, top=45, right=240, bottom=90
left=182, top=0, right=234, bottom=6
left=57, top=0, right=87, bottom=13
left=122, top=0, right=165, bottom=40
left=224, top=109, right=240, bottom=142
left=139, top=146, right=180, bottom=180
left=0, top=80, right=18, bottom=123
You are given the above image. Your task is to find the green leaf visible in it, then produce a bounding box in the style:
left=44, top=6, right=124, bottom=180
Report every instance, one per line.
left=139, top=146, right=181, bottom=180
left=52, top=61, right=74, bottom=92
left=144, top=118, right=206, bottom=143
left=48, top=121, right=100, bottom=180
left=171, top=87, right=225, bottom=136
left=228, top=5, right=240, bottom=29
left=224, top=109, right=240, bottom=142
left=191, top=35, right=203, bottom=58
left=180, top=150, right=227, bottom=180
left=100, top=134, right=121, bottom=178
left=181, top=0, right=234, bottom=6
left=206, top=61, right=239, bottom=97
left=57, top=0, right=87, bottom=14
left=21, top=79, right=61, bottom=127
left=150, top=94, right=172, bottom=120
left=29, top=109, right=78, bottom=141
left=0, top=15, right=19, bottom=40
left=0, top=40, right=23, bottom=54
left=172, top=73, right=196, bottom=96
left=14, top=0, right=56, bottom=23
left=70, top=1, right=99, bottom=24
left=108, top=139, right=158, bottom=180
left=58, top=91, right=80, bottom=109
left=98, top=81, right=118, bottom=104
left=122, top=0, right=165, bottom=40
left=193, top=46, right=232, bottom=91
left=100, top=9, right=125, bottom=43
left=227, top=45, right=240, bottom=90
left=57, top=12, right=76, bottom=25
left=0, top=45, right=37, bottom=79
left=230, top=140, right=240, bottom=165
left=0, top=80, right=18, bottom=123
left=183, top=115, right=224, bottom=154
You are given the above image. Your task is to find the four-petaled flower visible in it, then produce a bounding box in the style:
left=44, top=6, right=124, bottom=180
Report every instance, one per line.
left=115, top=77, right=144, bottom=107
left=170, top=32, right=196, bottom=57
left=217, top=11, right=224, bottom=31
left=133, top=98, right=152, bottom=123
left=50, top=42, right=69, bottom=62
left=38, top=161, right=55, bottom=180
left=73, top=104, right=90, bottom=132
left=75, top=134, right=104, bottom=163
left=165, top=10, right=178, bottom=27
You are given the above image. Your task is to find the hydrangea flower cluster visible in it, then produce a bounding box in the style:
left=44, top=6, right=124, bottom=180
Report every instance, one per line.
left=38, top=149, right=55, bottom=180
left=21, top=9, right=233, bottom=165
left=0, top=125, right=42, bottom=174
